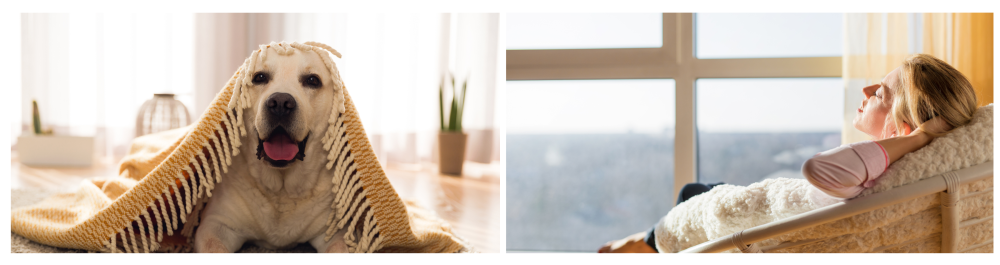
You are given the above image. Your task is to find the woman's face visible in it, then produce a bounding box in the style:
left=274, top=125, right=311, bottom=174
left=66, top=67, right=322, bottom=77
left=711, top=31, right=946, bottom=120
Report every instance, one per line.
left=853, top=67, right=900, bottom=139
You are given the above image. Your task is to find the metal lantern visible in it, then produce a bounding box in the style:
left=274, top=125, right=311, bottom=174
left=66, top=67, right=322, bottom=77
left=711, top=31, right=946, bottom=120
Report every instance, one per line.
left=135, top=93, right=192, bottom=137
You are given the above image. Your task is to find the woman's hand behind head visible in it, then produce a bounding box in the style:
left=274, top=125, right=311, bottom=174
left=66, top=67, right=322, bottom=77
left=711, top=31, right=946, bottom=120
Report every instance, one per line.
left=911, top=116, right=953, bottom=138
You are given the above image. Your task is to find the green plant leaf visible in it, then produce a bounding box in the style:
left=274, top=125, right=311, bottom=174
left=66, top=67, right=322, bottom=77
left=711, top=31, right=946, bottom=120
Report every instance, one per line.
left=32, top=100, right=42, bottom=135
left=456, top=75, right=468, bottom=131
left=448, top=73, right=458, bottom=132
left=438, top=75, right=446, bottom=131
left=448, top=94, right=459, bottom=132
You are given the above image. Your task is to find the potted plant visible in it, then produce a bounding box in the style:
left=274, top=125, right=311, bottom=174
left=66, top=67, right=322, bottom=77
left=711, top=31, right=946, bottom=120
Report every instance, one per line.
left=438, top=73, right=468, bottom=176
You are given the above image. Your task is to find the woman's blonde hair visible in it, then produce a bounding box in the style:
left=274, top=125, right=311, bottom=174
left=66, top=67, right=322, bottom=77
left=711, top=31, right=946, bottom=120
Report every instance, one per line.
left=889, top=54, right=978, bottom=137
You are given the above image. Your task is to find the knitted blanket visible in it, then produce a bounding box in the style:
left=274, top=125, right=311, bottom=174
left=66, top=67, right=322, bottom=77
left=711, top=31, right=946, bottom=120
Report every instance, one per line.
left=10, top=188, right=393, bottom=253
left=11, top=41, right=469, bottom=253
left=654, top=104, right=993, bottom=253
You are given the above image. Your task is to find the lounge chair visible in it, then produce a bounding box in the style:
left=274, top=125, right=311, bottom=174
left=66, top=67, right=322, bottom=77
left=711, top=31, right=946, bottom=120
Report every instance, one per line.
left=680, top=161, right=993, bottom=253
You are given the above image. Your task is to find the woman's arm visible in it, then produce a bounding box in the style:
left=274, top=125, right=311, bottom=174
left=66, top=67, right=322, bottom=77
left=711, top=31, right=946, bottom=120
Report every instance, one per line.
left=803, top=117, right=951, bottom=198
left=875, top=117, right=949, bottom=165
left=873, top=131, right=932, bottom=165
left=801, top=142, right=883, bottom=198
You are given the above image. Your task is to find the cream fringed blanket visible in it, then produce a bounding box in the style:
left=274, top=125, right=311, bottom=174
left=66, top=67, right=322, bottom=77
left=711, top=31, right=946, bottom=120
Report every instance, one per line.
left=11, top=41, right=469, bottom=253
left=654, top=104, right=993, bottom=253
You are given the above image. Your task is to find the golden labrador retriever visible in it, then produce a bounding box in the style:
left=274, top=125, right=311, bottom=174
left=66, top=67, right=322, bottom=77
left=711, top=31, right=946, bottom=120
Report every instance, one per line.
left=194, top=43, right=350, bottom=253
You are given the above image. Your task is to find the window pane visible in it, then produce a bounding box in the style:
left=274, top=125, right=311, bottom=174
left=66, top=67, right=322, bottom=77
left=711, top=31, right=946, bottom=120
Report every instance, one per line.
left=507, top=13, right=662, bottom=50
left=507, top=80, right=675, bottom=252
left=696, top=78, right=843, bottom=187
left=695, top=13, right=842, bottom=59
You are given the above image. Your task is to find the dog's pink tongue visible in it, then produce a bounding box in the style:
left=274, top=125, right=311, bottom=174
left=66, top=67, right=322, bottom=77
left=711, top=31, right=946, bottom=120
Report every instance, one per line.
left=263, top=134, right=298, bottom=160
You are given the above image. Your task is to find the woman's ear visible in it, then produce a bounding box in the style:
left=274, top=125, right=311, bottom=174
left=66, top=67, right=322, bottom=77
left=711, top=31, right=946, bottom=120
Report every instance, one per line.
left=901, top=122, right=913, bottom=136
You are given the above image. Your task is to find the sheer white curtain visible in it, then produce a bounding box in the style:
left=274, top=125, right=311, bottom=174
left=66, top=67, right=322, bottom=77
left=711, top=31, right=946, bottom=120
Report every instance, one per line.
left=495, top=13, right=506, bottom=163
left=18, top=13, right=195, bottom=162
left=18, top=13, right=501, bottom=168
left=194, top=13, right=501, bottom=167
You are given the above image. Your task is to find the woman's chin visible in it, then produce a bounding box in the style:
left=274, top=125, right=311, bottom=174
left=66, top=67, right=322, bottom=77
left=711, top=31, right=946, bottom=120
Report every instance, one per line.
left=853, top=123, right=877, bottom=139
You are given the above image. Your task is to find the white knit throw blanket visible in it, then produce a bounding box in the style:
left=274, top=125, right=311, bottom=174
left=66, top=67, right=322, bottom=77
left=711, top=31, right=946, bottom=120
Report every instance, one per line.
left=654, top=104, right=993, bottom=253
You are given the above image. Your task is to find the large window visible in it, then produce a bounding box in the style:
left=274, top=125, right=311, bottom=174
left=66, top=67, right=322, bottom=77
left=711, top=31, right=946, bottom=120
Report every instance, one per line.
left=695, top=13, right=842, bottom=58
left=696, top=78, right=843, bottom=186
left=506, top=13, right=843, bottom=252
left=507, top=13, right=662, bottom=50
left=507, top=80, right=675, bottom=252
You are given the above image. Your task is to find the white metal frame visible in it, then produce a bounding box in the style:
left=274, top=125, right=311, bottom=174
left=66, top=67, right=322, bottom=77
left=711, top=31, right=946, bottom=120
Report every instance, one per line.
left=506, top=13, right=843, bottom=199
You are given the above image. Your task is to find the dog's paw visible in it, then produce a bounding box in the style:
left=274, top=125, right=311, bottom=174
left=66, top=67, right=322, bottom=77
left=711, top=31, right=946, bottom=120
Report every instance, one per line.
left=200, top=237, right=231, bottom=253
left=323, top=239, right=349, bottom=253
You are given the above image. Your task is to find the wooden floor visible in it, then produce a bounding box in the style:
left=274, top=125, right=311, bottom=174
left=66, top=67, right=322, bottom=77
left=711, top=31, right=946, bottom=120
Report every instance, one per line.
left=10, top=153, right=505, bottom=253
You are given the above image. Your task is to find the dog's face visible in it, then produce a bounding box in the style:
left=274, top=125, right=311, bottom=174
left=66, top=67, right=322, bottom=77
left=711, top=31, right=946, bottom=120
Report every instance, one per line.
left=248, top=49, right=336, bottom=168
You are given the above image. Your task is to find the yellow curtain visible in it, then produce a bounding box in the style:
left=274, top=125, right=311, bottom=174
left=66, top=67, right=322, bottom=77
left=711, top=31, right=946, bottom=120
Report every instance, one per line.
left=842, top=13, right=993, bottom=144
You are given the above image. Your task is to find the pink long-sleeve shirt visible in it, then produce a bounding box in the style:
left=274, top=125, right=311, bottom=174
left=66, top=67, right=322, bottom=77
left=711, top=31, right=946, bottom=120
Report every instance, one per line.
left=801, top=141, right=889, bottom=199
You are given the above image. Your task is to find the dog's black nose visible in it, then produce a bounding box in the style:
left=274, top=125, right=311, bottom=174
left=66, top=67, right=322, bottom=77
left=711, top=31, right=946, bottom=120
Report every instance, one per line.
left=266, top=93, right=296, bottom=117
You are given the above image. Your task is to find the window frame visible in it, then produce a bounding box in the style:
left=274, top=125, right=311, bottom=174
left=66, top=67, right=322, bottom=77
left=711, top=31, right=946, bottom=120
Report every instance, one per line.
left=506, top=13, right=843, bottom=198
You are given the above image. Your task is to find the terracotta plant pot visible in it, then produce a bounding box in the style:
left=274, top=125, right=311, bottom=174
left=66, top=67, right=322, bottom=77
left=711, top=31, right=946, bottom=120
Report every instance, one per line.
left=438, top=132, right=468, bottom=176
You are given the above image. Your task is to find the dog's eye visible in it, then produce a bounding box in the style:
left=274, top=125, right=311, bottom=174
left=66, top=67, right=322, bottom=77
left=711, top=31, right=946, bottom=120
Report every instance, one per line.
left=252, top=72, right=270, bottom=85
left=302, top=74, right=323, bottom=88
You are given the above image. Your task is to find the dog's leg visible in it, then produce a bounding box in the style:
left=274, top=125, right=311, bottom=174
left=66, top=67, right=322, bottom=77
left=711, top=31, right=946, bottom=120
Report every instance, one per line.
left=194, top=220, right=245, bottom=253
left=310, top=229, right=349, bottom=253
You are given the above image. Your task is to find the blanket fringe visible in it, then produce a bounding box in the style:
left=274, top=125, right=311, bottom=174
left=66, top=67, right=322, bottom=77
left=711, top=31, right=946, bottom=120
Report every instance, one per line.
left=140, top=212, right=152, bottom=253
left=102, top=89, right=247, bottom=253
left=189, top=158, right=206, bottom=198
left=109, top=228, right=118, bottom=253
left=208, top=130, right=228, bottom=174
left=165, top=186, right=179, bottom=233
left=207, top=136, right=224, bottom=184
left=218, top=117, right=234, bottom=166
left=195, top=153, right=214, bottom=197
left=320, top=111, right=383, bottom=253
left=229, top=108, right=244, bottom=153
left=152, top=199, right=165, bottom=242
left=125, top=225, right=136, bottom=253
left=176, top=170, right=192, bottom=223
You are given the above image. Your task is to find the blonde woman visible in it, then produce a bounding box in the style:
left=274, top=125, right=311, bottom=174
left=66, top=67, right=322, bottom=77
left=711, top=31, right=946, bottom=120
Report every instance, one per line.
left=599, top=54, right=980, bottom=253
